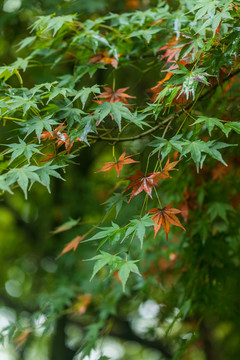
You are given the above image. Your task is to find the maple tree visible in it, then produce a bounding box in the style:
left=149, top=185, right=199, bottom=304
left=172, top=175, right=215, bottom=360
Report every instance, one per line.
left=0, top=1, right=240, bottom=360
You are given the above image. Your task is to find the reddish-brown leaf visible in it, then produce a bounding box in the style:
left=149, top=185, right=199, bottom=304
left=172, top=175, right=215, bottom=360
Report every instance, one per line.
left=124, top=169, right=163, bottom=202
left=178, top=188, right=198, bottom=223
left=125, top=0, right=140, bottom=9
left=95, top=150, right=139, bottom=177
left=212, top=162, right=232, bottom=181
left=95, top=86, right=135, bottom=108
left=55, top=132, right=74, bottom=155
left=158, top=36, right=182, bottom=66
left=146, top=203, right=185, bottom=239
left=57, top=235, right=85, bottom=259
left=40, top=123, right=74, bottom=155
left=178, top=201, right=189, bottom=223
left=40, top=123, right=65, bottom=141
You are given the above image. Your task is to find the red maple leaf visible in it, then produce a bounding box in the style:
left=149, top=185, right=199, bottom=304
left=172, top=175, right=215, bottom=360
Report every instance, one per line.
left=95, top=86, right=135, bottom=108
left=123, top=159, right=179, bottom=202
left=95, top=150, right=139, bottom=177
left=40, top=123, right=74, bottom=155
left=146, top=203, right=185, bottom=239
left=56, top=235, right=85, bottom=259
left=158, top=36, right=182, bottom=66
left=123, top=170, right=163, bottom=202
left=40, top=123, right=65, bottom=141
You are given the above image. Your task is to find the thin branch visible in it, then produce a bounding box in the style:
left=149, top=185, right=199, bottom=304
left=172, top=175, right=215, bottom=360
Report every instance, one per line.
left=88, top=69, right=240, bottom=144
left=88, top=116, right=172, bottom=142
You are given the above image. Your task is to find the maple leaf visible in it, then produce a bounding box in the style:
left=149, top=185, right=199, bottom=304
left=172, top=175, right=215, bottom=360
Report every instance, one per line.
left=40, top=123, right=74, bottom=155
left=95, top=86, right=135, bottom=108
left=57, top=235, right=85, bottom=259
left=95, top=150, right=139, bottom=177
left=55, top=132, right=74, bottom=155
left=212, top=162, right=232, bottom=181
left=148, top=67, right=189, bottom=104
left=148, top=72, right=173, bottom=94
left=89, top=51, right=119, bottom=69
left=160, top=158, right=180, bottom=178
left=124, top=169, right=163, bottom=202
left=40, top=122, right=65, bottom=141
left=158, top=36, right=182, bottom=66
left=146, top=203, right=185, bottom=239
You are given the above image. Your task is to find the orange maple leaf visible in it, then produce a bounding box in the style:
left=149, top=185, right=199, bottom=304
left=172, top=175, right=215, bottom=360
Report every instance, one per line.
left=57, top=235, right=85, bottom=259
left=95, top=150, right=139, bottom=177
left=160, top=158, right=180, bottom=178
left=148, top=63, right=189, bottom=104
left=89, top=51, right=120, bottom=69
left=148, top=72, right=173, bottom=101
left=146, top=203, right=185, bottom=239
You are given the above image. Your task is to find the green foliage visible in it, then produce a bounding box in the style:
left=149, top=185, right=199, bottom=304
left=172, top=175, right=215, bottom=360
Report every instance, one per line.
left=1, top=0, right=240, bottom=359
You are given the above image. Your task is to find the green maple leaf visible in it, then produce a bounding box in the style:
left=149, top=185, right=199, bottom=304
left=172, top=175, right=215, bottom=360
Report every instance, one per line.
left=5, top=138, right=42, bottom=164
left=122, top=214, right=155, bottom=248
left=0, top=175, right=13, bottom=194
left=22, top=115, right=59, bottom=142
left=103, top=193, right=127, bottom=218
left=118, top=261, right=141, bottom=292
left=34, top=163, right=65, bottom=192
left=192, top=116, right=228, bottom=136
left=6, top=165, right=41, bottom=199
left=84, top=222, right=122, bottom=250
left=149, top=135, right=184, bottom=159
left=87, top=251, right=123, bottom=281
left=72, top=85, right=101, bottom=108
